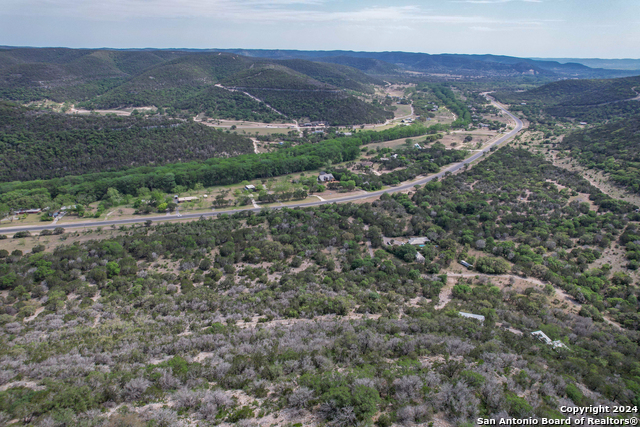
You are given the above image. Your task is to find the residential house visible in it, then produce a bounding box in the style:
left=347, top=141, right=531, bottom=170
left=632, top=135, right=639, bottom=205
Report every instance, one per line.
left=173, top=195, right=199, bottom=204
left=14, top=208, right=42, bottom=214
left=459, top=260, right=473, bottom=269
left=318, top=172, right=336, bottom=183
left=408, top=237, right=430, bottom=245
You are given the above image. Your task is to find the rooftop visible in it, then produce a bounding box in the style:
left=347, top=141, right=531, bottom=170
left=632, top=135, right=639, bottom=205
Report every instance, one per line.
left=408, top=237, right=430, bottom=245
left=459, top=312, right=485, bottom=322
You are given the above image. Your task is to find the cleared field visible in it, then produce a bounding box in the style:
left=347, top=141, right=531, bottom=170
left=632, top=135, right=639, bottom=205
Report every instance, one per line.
left=393, top=103, right=412, bottom=118
left=364, top=134, right=441, bottom=150
left=441, top=129, right=500, bottom=150
left=235, top=127, right=295, bottom=136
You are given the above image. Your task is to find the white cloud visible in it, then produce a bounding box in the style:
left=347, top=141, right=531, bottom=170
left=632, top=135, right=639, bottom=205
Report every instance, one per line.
left=454, top=0, right=542, bottom=3
left=470, top=26, right=499, bottom=31
left=2, top=0, right=544, bottom=28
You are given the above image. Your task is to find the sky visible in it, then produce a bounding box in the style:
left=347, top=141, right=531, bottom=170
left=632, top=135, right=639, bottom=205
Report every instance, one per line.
left=1, top=0, right=639, bottom=58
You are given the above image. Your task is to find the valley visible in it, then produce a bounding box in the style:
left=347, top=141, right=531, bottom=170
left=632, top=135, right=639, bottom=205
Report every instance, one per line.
left=0, top=46, right=639, bottom=427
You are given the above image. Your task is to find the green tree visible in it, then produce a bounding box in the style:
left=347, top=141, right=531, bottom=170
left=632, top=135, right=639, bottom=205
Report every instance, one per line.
left=106, top=261, right=121, bottom=278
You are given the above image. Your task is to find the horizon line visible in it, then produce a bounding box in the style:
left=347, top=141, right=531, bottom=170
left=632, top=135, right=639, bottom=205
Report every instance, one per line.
left=0, top=45, right=638, bottom=60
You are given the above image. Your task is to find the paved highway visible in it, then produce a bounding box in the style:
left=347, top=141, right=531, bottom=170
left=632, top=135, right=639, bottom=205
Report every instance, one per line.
left=1, top=96, right=523, bottom=234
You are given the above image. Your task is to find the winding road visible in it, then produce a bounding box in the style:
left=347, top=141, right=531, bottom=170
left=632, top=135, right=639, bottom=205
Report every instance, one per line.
left=1, top=95, right=523, bottom=234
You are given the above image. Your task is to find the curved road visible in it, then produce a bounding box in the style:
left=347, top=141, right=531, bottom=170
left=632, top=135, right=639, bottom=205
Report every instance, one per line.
left=1, top=96, right=523, bottom=234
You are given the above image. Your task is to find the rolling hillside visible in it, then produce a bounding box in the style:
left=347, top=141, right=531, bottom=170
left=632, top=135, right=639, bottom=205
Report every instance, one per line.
left=494, top=75, right=640, bottom=122
left=0, top=48, right=390, bottom=125
left=0, top=101, right=253, bottom=182
left=559, top=115, right=640, bottom=192
left=316, top=56, right=400, bottom=75
left=273, top=59, right=385, bottom=92
left=0, top=48, right=186, bottom=102
left=82, top=56, right=390, bottom=124
left=217, top=49, right=637, bottom=78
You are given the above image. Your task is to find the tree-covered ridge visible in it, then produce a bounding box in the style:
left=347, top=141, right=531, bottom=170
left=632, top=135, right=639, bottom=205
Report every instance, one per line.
left=219, top=48, right=637, bottom=78
left=0, top=48, right=391, bottom=125
left=0, top=101, right=254, bottom=182
left=559, top=115, right=640, bottom=193
left=177, top=86, right=284, bottom=121
left=222, top=64, right=336, bottom=90
left=74, top=54, right=255, bottom=110
left=316, top=55, right=401, bottom=75
left=274, top=59, right=384, bottom=92
left=0, top=149, right=639, bottom=424
left=0, top=48, right=186, bottom=102
left=499, top=77, right=640, bottom=106
left=246, top=89, right=393, bottom=125
left=494, top=75, right=640, bottom=122
left=78, top=55, right=389, bottom=124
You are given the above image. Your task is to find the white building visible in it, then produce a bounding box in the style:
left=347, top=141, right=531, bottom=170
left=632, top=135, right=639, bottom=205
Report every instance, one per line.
left=318, top=172, right=336, bottom=183
left=531, top=331, right=567, bottom=349
left=408, top=237, right=430, bottom=245
left=173, top=195, right=199, bottom=203
left=459, top=312, right=485, bottom=322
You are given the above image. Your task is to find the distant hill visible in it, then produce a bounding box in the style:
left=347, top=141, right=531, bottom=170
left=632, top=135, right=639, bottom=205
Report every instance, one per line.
left=215, top=49, right=637, bottom=79
left=0, top=101, right=253, bottom=182
left=531, top=58, right=640, bottom=71
left=493, top=75, right=640, bottom=122
left=315, top=56, right=400, bottom=75
left=559, top=115, right=640, bottom=193
left=4, top=46, right=635, bottom=125
left=0, top=48, right=187, bottom=101
left=0, top=48, right=390, bottom=125
left=272, top=59, right=385, bottom=92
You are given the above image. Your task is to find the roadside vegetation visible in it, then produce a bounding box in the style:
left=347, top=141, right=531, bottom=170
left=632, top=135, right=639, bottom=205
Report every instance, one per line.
left=0, top=123, right=448, bottom=216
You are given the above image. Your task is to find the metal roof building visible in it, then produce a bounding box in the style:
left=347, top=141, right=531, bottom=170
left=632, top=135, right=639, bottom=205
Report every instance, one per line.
left=459, top=312, right=485, bottom=322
